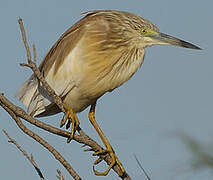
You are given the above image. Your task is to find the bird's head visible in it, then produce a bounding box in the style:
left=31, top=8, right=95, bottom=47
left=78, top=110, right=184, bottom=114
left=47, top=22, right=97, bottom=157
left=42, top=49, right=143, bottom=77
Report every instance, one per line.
left=135, top=17, right=201, bottom=50
left=83, top=10, right=201, bottom=50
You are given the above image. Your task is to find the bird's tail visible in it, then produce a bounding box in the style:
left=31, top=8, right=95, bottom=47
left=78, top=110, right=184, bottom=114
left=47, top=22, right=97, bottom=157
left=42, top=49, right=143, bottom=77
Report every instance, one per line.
left=15, top=76, right=46, bottom=117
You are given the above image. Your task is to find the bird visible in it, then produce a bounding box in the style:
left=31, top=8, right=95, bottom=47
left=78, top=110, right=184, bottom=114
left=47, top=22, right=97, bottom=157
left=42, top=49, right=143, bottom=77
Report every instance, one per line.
left=16, top=10, right=201, bottom=176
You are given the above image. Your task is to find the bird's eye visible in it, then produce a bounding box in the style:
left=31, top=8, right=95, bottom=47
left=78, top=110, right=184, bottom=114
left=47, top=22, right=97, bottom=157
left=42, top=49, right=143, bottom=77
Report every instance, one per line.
left=141, top=29, right=146, bottom=34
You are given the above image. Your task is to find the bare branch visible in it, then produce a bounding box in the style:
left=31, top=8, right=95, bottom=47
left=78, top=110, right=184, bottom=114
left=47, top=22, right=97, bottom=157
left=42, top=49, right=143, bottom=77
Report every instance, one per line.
left=2, top=129, right=45, bottom=180
left=1, top=101, right=81, bottom=180
left=0, top=94, right=131, bottom=179
left=33, top=44, right=37, bottom=64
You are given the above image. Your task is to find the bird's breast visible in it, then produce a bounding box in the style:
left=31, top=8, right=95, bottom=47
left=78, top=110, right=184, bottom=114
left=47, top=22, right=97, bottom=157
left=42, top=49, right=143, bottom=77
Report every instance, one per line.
left=77, top=46, right=145, bottom=100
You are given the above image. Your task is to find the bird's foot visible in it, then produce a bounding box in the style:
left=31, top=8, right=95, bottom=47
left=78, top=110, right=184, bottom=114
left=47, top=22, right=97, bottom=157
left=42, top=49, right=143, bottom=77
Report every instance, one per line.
left=92, top=146, right=125, bottom=176
left=60, top=104, right=79, bottom=143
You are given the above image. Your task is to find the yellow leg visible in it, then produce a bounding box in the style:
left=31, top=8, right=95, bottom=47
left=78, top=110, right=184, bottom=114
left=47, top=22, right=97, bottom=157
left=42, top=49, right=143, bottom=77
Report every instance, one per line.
left=60, top=104, right=79, bottom=143
left=88, top=102, right=125, bottom=176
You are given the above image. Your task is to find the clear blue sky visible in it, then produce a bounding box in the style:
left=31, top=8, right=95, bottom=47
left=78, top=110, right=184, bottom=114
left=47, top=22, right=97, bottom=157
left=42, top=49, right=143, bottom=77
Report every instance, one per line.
left=0, top=0, right=212, bottom=179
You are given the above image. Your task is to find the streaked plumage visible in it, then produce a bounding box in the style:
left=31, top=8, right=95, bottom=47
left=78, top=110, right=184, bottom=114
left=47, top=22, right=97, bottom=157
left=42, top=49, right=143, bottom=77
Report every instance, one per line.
left=16, top=10, right=157, bottom=117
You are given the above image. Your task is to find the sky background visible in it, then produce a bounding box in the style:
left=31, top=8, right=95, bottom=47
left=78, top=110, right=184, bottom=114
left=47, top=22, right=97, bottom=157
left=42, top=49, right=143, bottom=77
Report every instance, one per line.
left=0, top=0, right=212, bottom=180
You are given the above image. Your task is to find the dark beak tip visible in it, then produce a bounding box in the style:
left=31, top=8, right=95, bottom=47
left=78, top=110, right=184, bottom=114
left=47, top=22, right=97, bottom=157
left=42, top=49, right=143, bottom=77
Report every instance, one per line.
left=190, top=44, right=202, bottom=50
left=196, top=46, right=202, bottom=50
left=191, top=46, right=202, bottom=50
left=181, top=42, right=202, bottom=50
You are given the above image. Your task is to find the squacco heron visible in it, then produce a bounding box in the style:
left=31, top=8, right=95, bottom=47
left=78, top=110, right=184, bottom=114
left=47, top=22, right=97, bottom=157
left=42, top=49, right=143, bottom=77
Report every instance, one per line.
left=16, top=10, right=201, bottom=176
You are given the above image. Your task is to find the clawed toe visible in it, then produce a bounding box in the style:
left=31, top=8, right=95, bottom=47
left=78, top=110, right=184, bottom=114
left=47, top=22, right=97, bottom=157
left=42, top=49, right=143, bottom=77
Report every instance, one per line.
left=92, top=148, right=125, bottom=176
left=60, top=104, right=79, bottom=143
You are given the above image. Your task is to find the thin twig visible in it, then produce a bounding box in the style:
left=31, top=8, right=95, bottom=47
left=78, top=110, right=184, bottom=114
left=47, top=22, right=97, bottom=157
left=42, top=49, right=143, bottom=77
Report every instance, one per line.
left=134, top=154, right=151, bottom=180
left=2, top=129, right=45, bottom=180
left=56, top=169, right=65, bottom=180
left=18, top=18, right=31, bottom=64
left=33, top=44, right=37, bottom=64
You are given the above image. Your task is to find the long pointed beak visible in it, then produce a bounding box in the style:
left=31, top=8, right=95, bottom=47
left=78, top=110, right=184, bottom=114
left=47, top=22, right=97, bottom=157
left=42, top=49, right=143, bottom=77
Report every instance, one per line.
left=149, top=32, right=201, bottom=50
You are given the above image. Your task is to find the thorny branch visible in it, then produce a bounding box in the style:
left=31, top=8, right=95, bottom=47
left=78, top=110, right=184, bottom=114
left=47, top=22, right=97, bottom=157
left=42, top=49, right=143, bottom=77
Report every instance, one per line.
left=0, top=18, right=132, bottom=179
